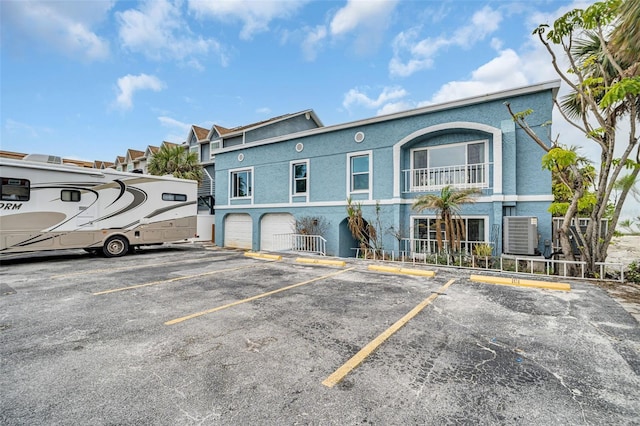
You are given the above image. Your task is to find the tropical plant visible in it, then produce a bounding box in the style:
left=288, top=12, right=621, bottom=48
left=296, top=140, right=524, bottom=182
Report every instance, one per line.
left=411, top=185, right=480, bottom=255
left=147, top=145, right=203, bottom=182
left=506, top=0, right=639, bottom=277
left=346, top=197, right=378, bottom=256
left=473, top=243, right=494, bottom=257
left=295, top=216, right=329, bottom=236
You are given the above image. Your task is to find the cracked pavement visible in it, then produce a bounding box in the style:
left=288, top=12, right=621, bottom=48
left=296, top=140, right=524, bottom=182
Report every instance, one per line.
left=1, top=244, right=639, bottom=425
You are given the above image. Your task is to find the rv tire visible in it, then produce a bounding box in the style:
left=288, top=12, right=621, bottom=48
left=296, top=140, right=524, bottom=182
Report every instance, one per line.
left=103, top=235, right=129, bottom=257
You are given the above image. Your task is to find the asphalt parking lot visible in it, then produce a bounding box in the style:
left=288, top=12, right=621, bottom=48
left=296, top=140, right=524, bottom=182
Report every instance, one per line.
left=1, top=244, right=639, bottom=425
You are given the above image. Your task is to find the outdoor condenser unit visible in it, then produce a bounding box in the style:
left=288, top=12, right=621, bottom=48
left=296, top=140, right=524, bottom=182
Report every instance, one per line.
left=503, top=216, right=539, bottom=255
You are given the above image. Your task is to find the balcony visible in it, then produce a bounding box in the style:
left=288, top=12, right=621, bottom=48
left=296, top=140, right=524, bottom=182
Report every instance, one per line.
left=402, top=163, right=490, bottom=193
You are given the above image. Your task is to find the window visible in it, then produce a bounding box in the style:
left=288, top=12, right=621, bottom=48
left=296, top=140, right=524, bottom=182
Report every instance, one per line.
left=209, top=140, right=221, bottom=159
left=230, top=169, right=252, bottom=198
left=292, top=161, right=308, bottom=195
left=162, top=193, right=187, bottom=202
left=412, top=216, right=486, bottom=253
left=348, top=152, right=371, bottom=193
left=189, top=145, right=200, bottom=162
left=1, top=178, right=30, bottom=201
left=61, top=190, right=81, bottom=202
left=411, top=141, right=487, bottom=188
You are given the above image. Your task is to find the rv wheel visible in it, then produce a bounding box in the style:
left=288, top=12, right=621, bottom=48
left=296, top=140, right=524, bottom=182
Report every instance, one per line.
left=103, top=235, right=129, bottom=257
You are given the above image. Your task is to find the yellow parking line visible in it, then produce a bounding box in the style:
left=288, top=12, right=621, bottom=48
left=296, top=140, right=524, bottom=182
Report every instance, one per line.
left=165, top=267, right=356, bottom=326
left=53, top=256, right=218, bottom=279
left=322, top=278, right=456, bottom=388
left=470, top=274, right=571, bottom=291
left=93, top=266, right=250, bottom=295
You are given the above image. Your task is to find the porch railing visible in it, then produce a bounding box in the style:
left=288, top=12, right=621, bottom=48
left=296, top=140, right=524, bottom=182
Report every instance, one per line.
left=272, top=233, right=327, bottom=256
left=400, top=238, right=491, bottom=255
left=402, top=163, right=489, bottom=192
left=352, top=247, right=625, bottom=282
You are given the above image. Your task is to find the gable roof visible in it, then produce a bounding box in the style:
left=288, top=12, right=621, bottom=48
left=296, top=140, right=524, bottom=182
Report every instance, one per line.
left=126, top=149, right=145, bottom=162
left=193, top=126, right=209, bottom=141
left=207, top=109, right=322, bottom=140
left=216, top=80, right=562, bottom=154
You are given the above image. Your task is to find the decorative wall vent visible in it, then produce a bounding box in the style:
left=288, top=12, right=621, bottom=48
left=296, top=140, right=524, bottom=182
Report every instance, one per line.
left=354, top=131, right=365, bottom=143
left=295, top=143, right=304, bottom=152
left=237, top=153, right=244, bottom=162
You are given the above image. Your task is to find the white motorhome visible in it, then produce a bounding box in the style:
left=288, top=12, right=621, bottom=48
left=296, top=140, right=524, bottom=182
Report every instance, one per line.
left=0, top=155, right=197, bottom=257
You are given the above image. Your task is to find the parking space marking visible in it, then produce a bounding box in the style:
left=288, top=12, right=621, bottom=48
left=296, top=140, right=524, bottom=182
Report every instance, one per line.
left=470, top=274, right=571, bottom=291
left=53, top=256, right=230, bottom=279
left=322, top=278, right=456, bottom=388
left=92, top=265, right=251, bottom=295
left=165, top=267, right=356, bottom=326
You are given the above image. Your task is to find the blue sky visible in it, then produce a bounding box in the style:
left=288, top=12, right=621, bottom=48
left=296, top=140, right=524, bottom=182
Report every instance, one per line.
left=2, top=0, right=588, bottom=162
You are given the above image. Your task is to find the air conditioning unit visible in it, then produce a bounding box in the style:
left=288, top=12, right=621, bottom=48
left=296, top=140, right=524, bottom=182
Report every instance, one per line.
left=503, top=216, right=539, bottom=255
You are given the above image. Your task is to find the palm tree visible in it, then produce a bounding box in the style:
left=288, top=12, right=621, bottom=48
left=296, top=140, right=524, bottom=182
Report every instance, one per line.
left=412, top=186, right=480, bottom=254
left=147, top=145, right=203, bottom=182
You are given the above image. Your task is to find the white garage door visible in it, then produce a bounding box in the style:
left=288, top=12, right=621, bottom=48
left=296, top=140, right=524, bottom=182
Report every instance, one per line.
left=224, top=214, right=253, bottom=249
left=260, top=213, right=295, bottom=251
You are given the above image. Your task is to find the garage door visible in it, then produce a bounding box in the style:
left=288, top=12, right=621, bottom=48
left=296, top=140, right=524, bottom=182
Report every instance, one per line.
left=224, top=214, right=253, bottom=249
left=260, top=213, right=295, bottom=251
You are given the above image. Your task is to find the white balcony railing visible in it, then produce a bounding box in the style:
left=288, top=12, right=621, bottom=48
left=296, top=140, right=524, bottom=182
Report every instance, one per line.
left=402, top=163, right=489, bottom=193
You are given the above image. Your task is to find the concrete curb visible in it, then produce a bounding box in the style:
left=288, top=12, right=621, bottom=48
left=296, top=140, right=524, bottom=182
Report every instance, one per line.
left=296, top=257, right=347, bottom=267
left=244, top=252, right=282, bottom=261
left=470, top=274, right=571, bottom=291
left=368, top=264, right=436, bottom=277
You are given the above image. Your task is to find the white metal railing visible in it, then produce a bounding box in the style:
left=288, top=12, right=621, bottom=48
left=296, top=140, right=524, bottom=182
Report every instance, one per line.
left=199, top=168, right=214, bottom=197
left=352, top=247, right=625, bottom=282
left=272, top=233, right=326, bottom=256
left=400, top=238, right=492, bottom=255
left=402, top=163, right=489, bottom=192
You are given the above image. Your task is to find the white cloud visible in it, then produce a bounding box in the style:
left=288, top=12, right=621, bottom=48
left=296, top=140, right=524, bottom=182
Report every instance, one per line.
left=343, top=86, right=409, bottom=113
left=330, top=0, right=398, bottom=36
left=390, top=5, right=502, bottom=77
left=301, top=25, right=328, bottom=61
left=158, top=116, right=191, bottom=133
left=1, top=1, right=111, bottom=61
left=256, top=107, right=272, bottom=115
left=115, top=74, right=166, bottom=110
left=188, top=0, right=307, bottom=40
left=4, top=119, right=40, bottom=138
left=427, top=49, right=528, bottom=105
left=329, top=0, right=398, bottom=56
left=117, top=0, right=226, bottom=67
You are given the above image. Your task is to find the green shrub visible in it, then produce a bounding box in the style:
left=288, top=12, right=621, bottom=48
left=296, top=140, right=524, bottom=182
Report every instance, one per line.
left=473, top=244, right=493, bottom=256
left=626, top=261, right=640, bottom=283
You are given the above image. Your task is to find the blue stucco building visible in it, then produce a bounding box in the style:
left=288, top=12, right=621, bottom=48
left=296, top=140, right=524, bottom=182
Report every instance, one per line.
left=212, top=81, right=560, bottom=258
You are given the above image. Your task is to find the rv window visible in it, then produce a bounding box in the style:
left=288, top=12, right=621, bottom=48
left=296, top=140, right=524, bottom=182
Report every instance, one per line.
left=162, top=193, right=187, bottom=202
left=61, top=190, right=81, bottom=202
left=1, top=177, right=30, bottom=201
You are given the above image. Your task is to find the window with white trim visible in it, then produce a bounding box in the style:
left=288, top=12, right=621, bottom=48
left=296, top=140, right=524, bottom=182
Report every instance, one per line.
left=291, top=160, right=308, bottom=195
left=412, top=216, right=486, bottom=253
left=411, top=140, right=487, bottom=189
left=230, top=168, right=252, bottom=199
left=210, top=139, right=221, bottom=159
left=189, top=145, right=200, bottom=162
left=347, top=151, right=371, bottom=194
